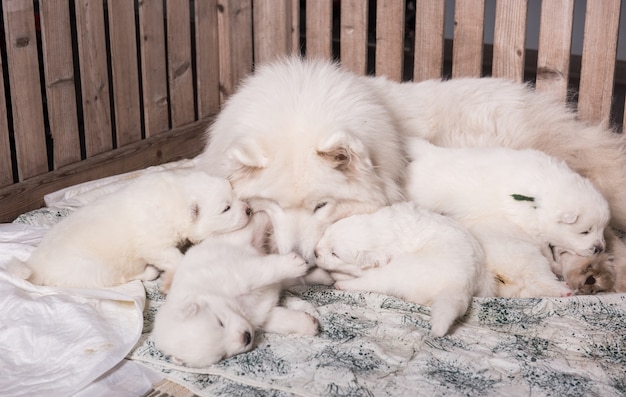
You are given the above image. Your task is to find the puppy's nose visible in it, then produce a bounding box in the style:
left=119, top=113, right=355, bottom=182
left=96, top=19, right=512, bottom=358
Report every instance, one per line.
left=243, top=331, right=252, bottom=346
left=314, top=249, right=319, bottom=259
left=245, top=205, right=252, bottom=217
left=593, top=244, right=604, bottom=254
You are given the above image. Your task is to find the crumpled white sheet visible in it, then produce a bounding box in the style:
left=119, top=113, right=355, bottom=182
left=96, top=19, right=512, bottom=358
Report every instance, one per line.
left=0, top=161, right=193, bottom=397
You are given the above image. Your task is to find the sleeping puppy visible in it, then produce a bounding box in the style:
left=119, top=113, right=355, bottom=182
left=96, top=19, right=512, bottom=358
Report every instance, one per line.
left=151, top=213, right=319, bottom=367
left=14, top=170, right=251, bottom=288
left=406, top=137, right=610, bottom=297
left=546, top=227, right=621, bottom=294
left=314, top=202, right=494, bottom=337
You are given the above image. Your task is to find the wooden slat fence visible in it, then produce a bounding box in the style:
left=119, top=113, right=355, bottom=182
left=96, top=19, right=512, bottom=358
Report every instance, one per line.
left=0, top=0, right=624, bottom=222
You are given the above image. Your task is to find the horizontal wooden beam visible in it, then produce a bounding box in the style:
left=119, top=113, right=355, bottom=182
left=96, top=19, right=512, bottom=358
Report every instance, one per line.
left=0, top=118, right=211, bottom=223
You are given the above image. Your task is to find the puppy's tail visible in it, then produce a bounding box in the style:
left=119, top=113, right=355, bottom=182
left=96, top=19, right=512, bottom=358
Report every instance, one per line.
left=429, top=291, right=472, bottom=337
left=6, top=257, right=33, bottom=280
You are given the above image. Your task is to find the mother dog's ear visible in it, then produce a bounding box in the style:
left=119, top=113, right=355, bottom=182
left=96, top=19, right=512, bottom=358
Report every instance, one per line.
left=317, top=131, right=373, bottom=173
left=227, top=138, right=269, bottom=169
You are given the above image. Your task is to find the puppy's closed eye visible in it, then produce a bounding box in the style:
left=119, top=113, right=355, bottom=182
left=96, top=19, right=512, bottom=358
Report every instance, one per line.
left=222, top=205, right=231, bottom=213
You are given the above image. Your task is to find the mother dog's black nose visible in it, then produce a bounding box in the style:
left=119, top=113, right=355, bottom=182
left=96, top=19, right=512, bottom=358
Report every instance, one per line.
left=243, top=331, right=252, bottom=346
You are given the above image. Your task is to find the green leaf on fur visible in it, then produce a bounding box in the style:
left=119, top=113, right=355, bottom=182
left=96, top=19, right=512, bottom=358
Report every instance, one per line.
left=511, top=194, right=535, bottom=202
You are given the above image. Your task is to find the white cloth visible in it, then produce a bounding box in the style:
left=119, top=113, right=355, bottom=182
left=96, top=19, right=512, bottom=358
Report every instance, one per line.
left=0, top=162, right=196, bottom=396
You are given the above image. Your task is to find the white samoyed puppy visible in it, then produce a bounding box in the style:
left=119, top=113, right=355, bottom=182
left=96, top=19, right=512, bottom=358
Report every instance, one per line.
left=315, top=202, right=494, bottom=337
left=405, top=138, right=610, bottom=297
left=151, top=213, right=319, bottom=367
left=15, top=170, right=251, bottom=288
left=197, top=56, right=626, bottom=271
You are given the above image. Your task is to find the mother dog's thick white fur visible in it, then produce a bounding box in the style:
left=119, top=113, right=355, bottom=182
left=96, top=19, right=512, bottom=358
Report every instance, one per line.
left=20, top=170, right=251, bottom=288
left=315, top=202, right=494, bottom=337
left=197, top=57, right=626, bottom=267
left=152, top=214, right=319, bottom=367
left=197, top=58, right=406, bottom=263
left=406, top=138, right=610, bottom=297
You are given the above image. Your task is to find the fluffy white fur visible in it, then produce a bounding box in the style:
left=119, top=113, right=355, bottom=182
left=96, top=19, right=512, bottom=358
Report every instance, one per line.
left=17, top=170, right=251, bottom=288
left=315, top=202, right=494, bottom=337
left=151, top=213, right=319, bottom=367
left=196, top=56, right=626, bottom=272
left=197, top=57, right=406, bottom=264
left=406, top=138, right=610, bottom=297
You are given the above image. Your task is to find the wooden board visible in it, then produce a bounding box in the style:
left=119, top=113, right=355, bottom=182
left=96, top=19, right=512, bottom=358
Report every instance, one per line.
left=578, top=0, right=621, bottom=125
left=74, top=0, right=113, bottom=157
left=305, top=0, right=333, bottom=60
left=3, top=0, right=48, bottom=180
left=339, top=0, right=368, bottom=75
left=39, top=0, right=82, bottom=168
left=108, top=0, right=142, bottom=146
left=375, top=0, right=405, bottom=81
left=194, top=0, right=221, bottom=119
left=452, top=0, right=486, bottom=78
left=413, top=0, right=446, bottom=81
left=535, top=0, right=574, bottom=101
left=138, top=0, right=170, bottom=136
left=166, top=0, right=195, bottom=128
left=492, top=0, right=528, bottom=82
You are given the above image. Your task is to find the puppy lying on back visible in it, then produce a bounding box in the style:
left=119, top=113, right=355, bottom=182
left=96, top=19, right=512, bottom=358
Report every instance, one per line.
left=14, top=170, right=251, bottom=288
left=151, top=213, right=320, bottom=367
left=406, top=137, right=610, bottom=298
left=315, top=202, right=494, bottom=337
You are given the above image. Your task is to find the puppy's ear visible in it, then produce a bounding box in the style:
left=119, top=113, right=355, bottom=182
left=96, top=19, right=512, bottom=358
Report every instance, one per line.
left=227, top=139, right=269, bottom=169
left=317, top=131, right=373, bottom=174
left=558, top=212, right=579, bottom=224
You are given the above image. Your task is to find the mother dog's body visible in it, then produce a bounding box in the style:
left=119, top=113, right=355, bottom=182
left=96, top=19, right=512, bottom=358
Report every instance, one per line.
left=197, top=57, right=626, bottom=265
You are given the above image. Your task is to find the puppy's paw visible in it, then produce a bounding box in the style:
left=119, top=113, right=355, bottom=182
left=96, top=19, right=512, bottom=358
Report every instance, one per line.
left=296, top=312, right=320, bottom=336
left=279, top=253, right=309, bottom=278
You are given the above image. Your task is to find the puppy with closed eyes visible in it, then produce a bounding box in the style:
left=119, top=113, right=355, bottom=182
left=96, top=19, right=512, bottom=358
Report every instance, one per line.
left=151, top=212, right=319, bottom=367
left=12, top=170, right=251, bottom=288
left=315, top=202, right=494, bottom=337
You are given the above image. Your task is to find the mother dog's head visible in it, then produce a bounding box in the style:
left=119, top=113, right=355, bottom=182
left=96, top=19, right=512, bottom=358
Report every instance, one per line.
left=197, top=57, right=406, bottom=263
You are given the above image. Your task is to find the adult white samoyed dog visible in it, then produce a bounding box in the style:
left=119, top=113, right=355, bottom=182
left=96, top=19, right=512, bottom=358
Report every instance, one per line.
left=197, top=56, right=626, bottom=269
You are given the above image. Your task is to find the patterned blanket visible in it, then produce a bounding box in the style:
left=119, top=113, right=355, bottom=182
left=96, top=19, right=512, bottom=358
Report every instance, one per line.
left=132, top=280, right=626, bottom=397
left=13, top=207, right=626, bottom=397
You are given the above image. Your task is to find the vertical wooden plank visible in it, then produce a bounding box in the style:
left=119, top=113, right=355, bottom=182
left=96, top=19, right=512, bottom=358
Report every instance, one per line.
left=291, top=0, right=301, bottom=55
left=492, top=0, right=528, bottom=82
left=535, top=0, right=574, bottom=101
left=3, top=0, right=48, bottom=179
left=305, top=0, right=333, bottom=60
left=375, top=0, right=405, bottom=81
left=339, top=0, right=368, bottom=75
left=138, top=0, right=169, bottom=136
left=253, top=0, right=293, bottom=65
left=0, top=56, right=12, bottom=186
left=451, top=0, right=485, bottom=78
left=74, top=0, right=113, bottom=157
left=413, top=0, right=446, bottom=81
left=166, top=0, right=195, bottom=128
left=38, top=0, right=81, bottom=168
left=194, top=0, right=220, bottom=119
left=217, top=0, right=253, bottom=100
left=107, top=1, right=142, bottom=146
left=578, top=0, right=621, bottom=125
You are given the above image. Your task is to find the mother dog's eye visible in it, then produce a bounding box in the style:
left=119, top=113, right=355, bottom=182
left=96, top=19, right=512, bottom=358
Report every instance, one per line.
left=580, top=229, right=591, bottom=235
left=222, top=205, right=231, bottom=213
left=314, top=202, right=328, bottom=212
